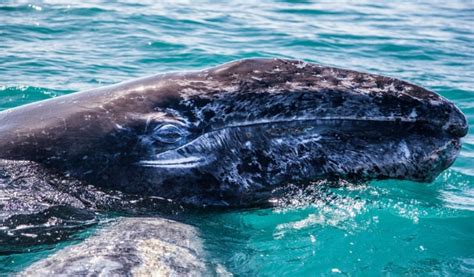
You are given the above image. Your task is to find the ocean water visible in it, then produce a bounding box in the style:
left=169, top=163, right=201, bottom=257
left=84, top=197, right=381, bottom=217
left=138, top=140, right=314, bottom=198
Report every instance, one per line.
left=0, top=0, right=473, bottom=275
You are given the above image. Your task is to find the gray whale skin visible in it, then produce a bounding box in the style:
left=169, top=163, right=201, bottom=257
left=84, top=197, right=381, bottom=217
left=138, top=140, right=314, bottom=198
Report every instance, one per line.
left=0, top=58, right=468, bottom=207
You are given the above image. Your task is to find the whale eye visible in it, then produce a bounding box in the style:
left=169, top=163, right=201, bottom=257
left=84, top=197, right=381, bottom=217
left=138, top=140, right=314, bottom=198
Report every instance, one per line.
left=152, top=124, right=187, bottom=144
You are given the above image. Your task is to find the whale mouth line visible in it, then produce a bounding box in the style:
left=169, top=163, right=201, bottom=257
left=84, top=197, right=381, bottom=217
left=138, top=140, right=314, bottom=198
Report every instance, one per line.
left=138, top=156, right=205, bottom=168
left=214, top=116, right=466, bottom=139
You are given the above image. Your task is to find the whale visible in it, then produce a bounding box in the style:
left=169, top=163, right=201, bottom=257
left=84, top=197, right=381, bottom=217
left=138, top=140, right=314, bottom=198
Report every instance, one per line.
left=20, top=217, right=222, bottom=276
left=0, top=58, right=468, bottom=207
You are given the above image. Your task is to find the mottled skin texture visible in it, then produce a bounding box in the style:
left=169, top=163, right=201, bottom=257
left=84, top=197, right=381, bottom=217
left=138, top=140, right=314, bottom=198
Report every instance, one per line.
left=20, top=217, right=220, bottom=276
left=0, top=58, right=468, bottom=207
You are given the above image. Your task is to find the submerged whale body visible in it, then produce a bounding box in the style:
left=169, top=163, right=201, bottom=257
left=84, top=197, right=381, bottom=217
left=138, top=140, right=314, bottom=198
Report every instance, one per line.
left=0, top=58, right=468, bottom=207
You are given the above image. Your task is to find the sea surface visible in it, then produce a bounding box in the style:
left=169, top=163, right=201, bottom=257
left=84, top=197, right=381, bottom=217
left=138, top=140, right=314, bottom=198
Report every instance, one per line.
left=0, top=0, right=473, bottom=275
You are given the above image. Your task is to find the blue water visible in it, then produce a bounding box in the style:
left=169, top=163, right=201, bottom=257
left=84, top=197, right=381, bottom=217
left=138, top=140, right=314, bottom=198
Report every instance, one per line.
left=1, top=0, right=473, bottom=275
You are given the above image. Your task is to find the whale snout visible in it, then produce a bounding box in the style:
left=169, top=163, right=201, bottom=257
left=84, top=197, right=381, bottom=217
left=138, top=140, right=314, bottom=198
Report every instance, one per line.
left=444, top=104, right=468, bottom=138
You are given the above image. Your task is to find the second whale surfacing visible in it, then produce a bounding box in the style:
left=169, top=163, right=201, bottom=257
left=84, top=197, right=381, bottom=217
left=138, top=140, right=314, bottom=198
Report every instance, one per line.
left=0, top=58, right=468, bottom=207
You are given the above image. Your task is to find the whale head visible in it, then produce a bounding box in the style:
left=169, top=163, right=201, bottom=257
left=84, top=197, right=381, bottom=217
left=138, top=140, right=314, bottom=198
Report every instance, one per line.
left=0, top=59, right=468, bottom=207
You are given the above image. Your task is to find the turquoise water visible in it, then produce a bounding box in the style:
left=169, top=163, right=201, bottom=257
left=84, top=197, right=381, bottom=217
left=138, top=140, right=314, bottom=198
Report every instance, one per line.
left=1, top=0, right=473, bottom=275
